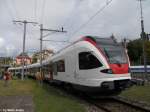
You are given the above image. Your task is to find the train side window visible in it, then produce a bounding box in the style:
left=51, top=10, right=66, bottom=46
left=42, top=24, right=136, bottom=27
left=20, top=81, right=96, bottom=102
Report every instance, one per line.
left=57, top=60, right=65, bottom=72
left=79, top=52, right=102, bottom=70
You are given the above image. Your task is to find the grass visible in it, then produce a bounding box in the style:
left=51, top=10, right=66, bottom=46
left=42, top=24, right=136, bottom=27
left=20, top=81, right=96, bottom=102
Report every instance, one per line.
left=0, top=79, right=86, bottom=112
left=120, top=84, right=150, bottom=105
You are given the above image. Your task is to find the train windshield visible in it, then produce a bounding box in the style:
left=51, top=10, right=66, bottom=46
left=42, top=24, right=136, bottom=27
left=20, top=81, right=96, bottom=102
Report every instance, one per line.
left=95, top=38, right=127, bottom=64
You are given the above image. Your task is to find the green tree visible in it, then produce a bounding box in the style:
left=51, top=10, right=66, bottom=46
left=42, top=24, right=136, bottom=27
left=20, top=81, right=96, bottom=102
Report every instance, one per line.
left=127, top=39, right=150, bottom=65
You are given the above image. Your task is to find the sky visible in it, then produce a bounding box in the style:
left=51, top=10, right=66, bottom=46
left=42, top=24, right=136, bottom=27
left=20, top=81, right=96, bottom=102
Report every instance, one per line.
left=0, top=0, right=150, bottom=57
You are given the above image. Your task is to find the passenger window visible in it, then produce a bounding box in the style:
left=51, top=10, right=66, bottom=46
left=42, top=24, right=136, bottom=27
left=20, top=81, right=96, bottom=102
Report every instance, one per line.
left=79, top=52, right=102, bottom=70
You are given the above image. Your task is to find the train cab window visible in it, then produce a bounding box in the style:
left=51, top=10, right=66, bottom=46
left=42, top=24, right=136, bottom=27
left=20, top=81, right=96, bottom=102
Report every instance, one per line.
left=79, top=52, right=102, bottom=70
left=57, top=60, right=65, bottom=72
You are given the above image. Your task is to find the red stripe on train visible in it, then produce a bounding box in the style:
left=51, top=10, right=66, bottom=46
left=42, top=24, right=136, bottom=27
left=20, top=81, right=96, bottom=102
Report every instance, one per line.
left=109, top=64, right=129, bottom=74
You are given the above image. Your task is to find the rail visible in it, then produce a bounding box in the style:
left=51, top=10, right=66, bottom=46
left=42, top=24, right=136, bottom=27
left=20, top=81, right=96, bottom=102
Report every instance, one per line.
left=81, top=95, right=150, bottom=112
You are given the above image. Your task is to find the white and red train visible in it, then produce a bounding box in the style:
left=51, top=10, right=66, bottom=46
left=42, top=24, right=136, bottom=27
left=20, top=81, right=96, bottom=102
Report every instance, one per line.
left=9, top=36, right=131, bottom=94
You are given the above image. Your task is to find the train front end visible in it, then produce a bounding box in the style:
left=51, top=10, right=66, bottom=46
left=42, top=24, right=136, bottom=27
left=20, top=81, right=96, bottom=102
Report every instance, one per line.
left=82, top=36, right=131, bottom=93
left=97, top=37, right=131, bottom=91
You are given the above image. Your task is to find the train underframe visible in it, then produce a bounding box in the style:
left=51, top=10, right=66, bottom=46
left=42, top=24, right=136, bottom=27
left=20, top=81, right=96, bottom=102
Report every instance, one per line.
left=72, top=79, right=131, bottom=95
left=46, top=78, right=131, bottom=96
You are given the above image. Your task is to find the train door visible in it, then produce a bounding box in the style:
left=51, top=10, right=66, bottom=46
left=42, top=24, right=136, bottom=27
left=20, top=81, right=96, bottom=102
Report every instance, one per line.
left=65, top=51, right=76, bottom=81
left=52, top=62, right=57, bottom=76
left=75, top=51, right=103, bottom=83
left=49, top=64, right=53, bottom=80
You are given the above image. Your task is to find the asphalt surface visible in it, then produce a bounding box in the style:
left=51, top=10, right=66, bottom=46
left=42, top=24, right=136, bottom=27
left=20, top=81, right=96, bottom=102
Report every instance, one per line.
left=0, top=95, right=34, bottom=112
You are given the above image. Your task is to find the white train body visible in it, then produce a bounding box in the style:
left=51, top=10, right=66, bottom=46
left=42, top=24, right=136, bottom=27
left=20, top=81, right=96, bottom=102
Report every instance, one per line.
left=9, top=36, right=131, bottom=93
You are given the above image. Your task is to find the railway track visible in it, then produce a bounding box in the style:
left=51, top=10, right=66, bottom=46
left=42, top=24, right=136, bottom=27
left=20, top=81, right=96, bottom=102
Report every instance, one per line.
left=111, top=96, right=150, bottom=112
left=83, top=96, right=150, bottom=112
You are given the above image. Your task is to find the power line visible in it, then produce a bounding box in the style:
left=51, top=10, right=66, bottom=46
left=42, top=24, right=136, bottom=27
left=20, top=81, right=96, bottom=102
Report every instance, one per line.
left=43, top=32, right=57, bottom=38
left=5, top=0, right=23, bottom=30
left=42, top=39, right=70, bottom=43
left=60, top=0, right=84, bottom=38
left=69, top=0, right=113, bottom=39
left=14, top=20, right=37, bottom=41
left=25, top=23, right=40, bottom=40
left=61, top=0, right=84, bottom=27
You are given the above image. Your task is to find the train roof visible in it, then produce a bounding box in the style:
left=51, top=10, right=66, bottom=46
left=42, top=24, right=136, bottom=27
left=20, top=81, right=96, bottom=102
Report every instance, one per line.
left=8, top=36, right=121, bottom=70
left=27, top=63, right=40, bottom=68
left=54, top=36, right=117, bottom=55
left=81, top=36, right=123, bottom=47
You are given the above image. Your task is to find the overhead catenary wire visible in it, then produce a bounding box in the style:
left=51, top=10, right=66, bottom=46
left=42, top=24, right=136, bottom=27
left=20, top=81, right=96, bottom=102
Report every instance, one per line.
left=59, top=0, right=84, bottom=39
left=43, top=32, right=57, bottom=38
left=8, top=0, right=39, bottom=39
left=12, top=0, right=39, bottom=46
left=38, top=0, right=74, bottom=45
left=61, top=0, right=84, bottom=27
left=41, top=39, right=71, bottom=43
left=54, top=0, right=84, bottom=45
left=7, top=4, right=24, bottom=38
left=69, top=0, right=113, bottom=40
left=3, top=0, right=39, bottom=57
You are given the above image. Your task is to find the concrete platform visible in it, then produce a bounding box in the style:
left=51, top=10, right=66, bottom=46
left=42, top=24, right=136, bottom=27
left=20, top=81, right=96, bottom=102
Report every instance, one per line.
left=0, top=95, right=34, bottom=112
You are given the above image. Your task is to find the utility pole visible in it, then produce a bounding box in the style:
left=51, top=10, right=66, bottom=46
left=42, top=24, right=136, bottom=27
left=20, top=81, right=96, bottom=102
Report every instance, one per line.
left=13, top=20, right=38, bottom=80
left=137, top=0, right=147, bottom=81
left=40, top=24, right=43, bottom=78
left=39, top=24, right=67, bottom=79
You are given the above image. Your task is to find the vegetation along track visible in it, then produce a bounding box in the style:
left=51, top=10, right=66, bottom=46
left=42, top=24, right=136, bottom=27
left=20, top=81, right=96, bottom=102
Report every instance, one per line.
left=84, top=96, right=150, bottom=112
left=30, top=77, right=150, bottom=112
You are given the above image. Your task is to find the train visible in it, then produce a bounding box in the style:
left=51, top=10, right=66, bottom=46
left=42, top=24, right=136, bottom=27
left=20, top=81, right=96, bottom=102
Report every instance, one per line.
left=130, top=66, right=150, bottom=73
left=8, top=36, right=131, bottom=94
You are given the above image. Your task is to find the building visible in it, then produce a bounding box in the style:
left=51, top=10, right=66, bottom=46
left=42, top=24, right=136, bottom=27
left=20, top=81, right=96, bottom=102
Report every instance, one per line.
left=32, top=49, right=54, bottom=63
left=16, top=53, right=31, bottom=65
left=0, top=57, right=13, bottom=65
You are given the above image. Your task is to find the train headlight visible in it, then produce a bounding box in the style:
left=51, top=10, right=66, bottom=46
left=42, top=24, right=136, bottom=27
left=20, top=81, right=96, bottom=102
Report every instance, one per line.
left=107, top=69, right=113, bottom=74
left=101, top=69, right=113, bottom=74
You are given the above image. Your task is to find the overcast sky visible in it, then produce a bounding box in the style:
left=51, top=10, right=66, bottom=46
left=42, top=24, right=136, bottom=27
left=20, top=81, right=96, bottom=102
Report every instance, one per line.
left=0, top=0, right=150, bottom=57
